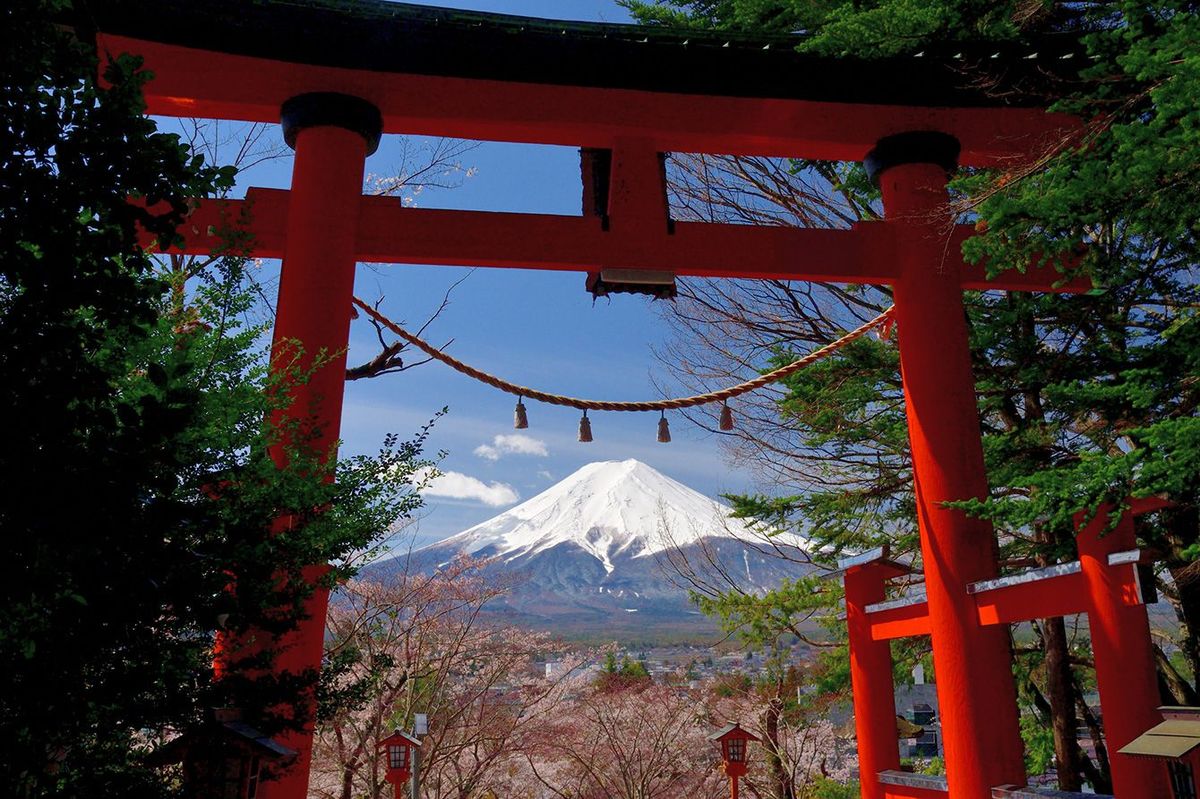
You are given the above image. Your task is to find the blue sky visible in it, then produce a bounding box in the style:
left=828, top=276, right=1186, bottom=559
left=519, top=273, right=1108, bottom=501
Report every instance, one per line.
left=219, top=0, right=765, bottom=548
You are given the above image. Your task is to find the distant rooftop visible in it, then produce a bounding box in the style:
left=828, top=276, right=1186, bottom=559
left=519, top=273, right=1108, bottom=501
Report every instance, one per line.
left=81, top=0, right=1084, bottom=109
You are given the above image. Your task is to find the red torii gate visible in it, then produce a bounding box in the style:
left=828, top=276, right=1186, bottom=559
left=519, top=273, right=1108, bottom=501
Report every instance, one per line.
left=842, top=497, right=1170, bottom=799
left=86, top=1, right=1112, bottom=797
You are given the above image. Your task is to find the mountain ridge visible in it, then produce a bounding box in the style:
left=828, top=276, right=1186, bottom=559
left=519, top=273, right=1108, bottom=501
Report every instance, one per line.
left=370, top=459, right=812, bottom=637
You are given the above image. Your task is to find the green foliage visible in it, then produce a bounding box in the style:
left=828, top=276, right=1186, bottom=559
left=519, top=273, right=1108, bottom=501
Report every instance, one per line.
left=0, top=3, right=429, bottom=796
left=1020, top=713, right=1058, bottom=776
left=945, top=1, right=1200, bottom=548
left=600, top=651, right=652, bottom=680
left=692, top=575, right=833, bottom=647
left=810, top=777, right=859, bottom=799
left=764, top=333, right=914, bottom=557
left=628, top=2, right=1200, bottom=787
left=620, top=0, right=1030, bottom=53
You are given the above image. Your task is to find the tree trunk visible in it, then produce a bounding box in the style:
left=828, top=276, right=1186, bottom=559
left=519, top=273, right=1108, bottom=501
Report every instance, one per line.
left=1041, top=617, right=1083, bottom=791
left=1164, top=506, right=1200, bottom=695
left=1031, top=522, right=1086, bottom=791
left=1074, top=683, right=1112, bottom=794
left=1155, top=642, right=1199, bottom=704
left=762, top=693, right=795, bottom=799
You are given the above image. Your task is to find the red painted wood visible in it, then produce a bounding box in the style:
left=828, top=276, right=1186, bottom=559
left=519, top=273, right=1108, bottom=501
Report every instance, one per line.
left=869, top=602, right=933, bottom=641
left=98, top=34, right=1078, bottom=166
left=1077, top=510, right=1168, bottom=799
left=261, top=124, right=369, bottom=799
left=868, top=569, right=1136, bottom=638
left=164, top=192, right=1088, bottom=292
left=846, top=565, right=903, bottom=799
left=607, top=138, right=670, bottom=236
left=94, top=22, right=1105, bottom=799
left=973, top=572, right=1089, bottom=626
left=352, top=208, right=899, bottom=282
left=164, top=190, right=289, bottom=258
left=886, top=162, right=1025, bottom=797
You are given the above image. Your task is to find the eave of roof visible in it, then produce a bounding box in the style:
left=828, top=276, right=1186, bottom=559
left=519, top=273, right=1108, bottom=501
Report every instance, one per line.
left=708, top=722, right=760, bottom=741
left=77, top=0, right=1084, bottom=109
left=1119, top=718, right=1200, bottom=760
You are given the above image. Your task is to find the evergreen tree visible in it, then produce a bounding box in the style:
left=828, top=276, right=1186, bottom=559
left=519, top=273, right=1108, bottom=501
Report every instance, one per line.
left=626, top=0, right=1199, bottom=789
left=1, top=3, right=429, bottom=796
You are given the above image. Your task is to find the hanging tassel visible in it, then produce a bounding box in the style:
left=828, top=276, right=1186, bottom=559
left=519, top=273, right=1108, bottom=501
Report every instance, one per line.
left=719, top=402, right=735, bottom=431
left=578, top=410, right=593, bottom=443
left=657, top=411, right=671, bottom=443
left=514, top=397, right=529, bottom=429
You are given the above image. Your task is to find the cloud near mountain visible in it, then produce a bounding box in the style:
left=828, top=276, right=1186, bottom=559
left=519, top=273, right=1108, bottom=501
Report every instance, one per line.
left=379, top=459, right=813, bottom=635
left=415, top=466, right=520, bottom=506
left=473, top=433, right=549, bottom=461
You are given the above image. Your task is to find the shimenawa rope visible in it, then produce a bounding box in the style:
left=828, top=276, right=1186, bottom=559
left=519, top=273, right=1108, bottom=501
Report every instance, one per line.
left=351, top=297, right=894, bottom=413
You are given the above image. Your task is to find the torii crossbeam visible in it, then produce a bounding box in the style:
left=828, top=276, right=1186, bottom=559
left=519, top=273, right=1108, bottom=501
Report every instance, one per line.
left=81, top=2, right=1121, bottom=798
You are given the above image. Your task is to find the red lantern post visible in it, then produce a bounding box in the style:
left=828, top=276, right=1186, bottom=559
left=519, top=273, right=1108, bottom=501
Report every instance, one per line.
left=377, top=729, right=421, bottom=799
left=709, top=723, right=760, bottom=799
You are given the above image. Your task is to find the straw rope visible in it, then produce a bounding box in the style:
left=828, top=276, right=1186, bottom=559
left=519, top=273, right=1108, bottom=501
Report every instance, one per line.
left=351, top=297, right=894, bottom=412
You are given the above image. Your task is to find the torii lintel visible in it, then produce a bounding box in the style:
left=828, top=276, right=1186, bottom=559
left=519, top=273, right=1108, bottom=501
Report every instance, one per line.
left=165, top=189, right=1086, bottom=292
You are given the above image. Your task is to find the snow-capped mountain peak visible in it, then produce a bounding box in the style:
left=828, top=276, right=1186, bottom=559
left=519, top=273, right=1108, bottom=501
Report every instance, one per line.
left=425, top=459, right=749, bottom=572
left=376, top=459, right=813, bottom=635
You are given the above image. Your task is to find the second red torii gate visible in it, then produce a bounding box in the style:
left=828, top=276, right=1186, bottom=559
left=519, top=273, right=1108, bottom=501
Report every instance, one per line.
left=87, top=1, right=1101, bottom=797
left=843, top=497, right=1171, bottom=799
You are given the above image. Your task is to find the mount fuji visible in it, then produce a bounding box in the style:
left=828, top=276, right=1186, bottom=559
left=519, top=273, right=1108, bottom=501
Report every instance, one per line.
left=371, top=459, right=813, bottom=637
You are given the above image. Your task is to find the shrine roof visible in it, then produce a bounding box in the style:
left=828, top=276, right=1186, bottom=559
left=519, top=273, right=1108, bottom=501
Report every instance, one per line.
left=708, top=723, right=760, bottom=742
left=1120, top=707, right=1200, bottom=760
left=80, top=0, right=1082, bottom=109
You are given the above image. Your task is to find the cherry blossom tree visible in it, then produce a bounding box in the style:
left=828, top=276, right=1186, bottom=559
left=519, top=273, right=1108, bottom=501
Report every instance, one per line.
left=309, top=557, right=584, bottom=799
left=522, top=679, right=728, bottom=799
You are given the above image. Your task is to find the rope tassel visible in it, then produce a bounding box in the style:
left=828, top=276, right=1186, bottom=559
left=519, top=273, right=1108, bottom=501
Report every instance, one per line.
left=514, top=397, right=529, bottom=429
left=657, top=412, right=671, bottom=443
left=578, top=411, right=593, bottom=443
left=719, top=402, right=734, bottom=431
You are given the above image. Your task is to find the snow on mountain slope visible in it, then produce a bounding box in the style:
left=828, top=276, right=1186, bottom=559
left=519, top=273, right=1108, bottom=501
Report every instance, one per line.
left=365, top=460, right=815, bottom=637
left=424, top=459, right=782, bottom=572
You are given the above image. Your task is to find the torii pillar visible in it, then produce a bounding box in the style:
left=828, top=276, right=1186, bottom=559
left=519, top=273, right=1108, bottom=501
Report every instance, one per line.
left=869, top=132, right=1027, bottom=796
left=843, top=553, right=906, bottom=799
left=263, top=92, right=382, bottom=799
left=1078, top=507, right=1168, bottom=798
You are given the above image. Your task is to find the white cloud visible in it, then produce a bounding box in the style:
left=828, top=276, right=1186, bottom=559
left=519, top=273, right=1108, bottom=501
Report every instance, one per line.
left=415, top=467, right=519, bottom=507
left=473, top=433, right=549, bottom=461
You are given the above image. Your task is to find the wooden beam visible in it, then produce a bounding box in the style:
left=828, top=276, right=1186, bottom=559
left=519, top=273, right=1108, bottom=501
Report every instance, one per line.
left=870, top=601, right=932, bottom=641
left=161, top=191, right=1087, bottom=292
left=99, top=34, right=1079, bottom=166
left=973, top=570, right=1089, bottom=626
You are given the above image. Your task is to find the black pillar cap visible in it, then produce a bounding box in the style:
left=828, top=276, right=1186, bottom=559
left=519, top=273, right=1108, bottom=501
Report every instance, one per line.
left=864, top=131, right=961, bottom=186
left=280, top=92, right=383, bottom=155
